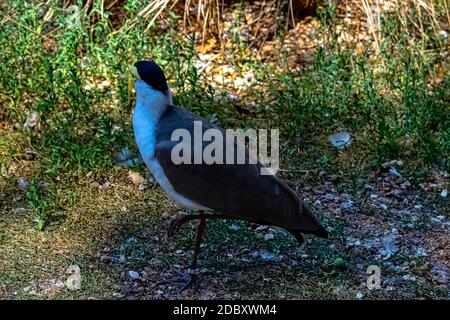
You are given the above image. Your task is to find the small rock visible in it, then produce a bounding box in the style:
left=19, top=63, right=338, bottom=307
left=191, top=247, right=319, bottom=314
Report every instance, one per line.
left=401, top=181, right=411, bottom=189
left=402, top=274, right=416, bottom=281
left=415, top=247, right=428, bottom=257
left=161, top=212, right=171, bottom=219
left=97, top=80, right=111, bottom=91
left=13, top=207, right=27, bottom=214
left=127, top=237, right=137, bottom=243
left=432, top=265, right=449, bottom=284
left=380, top=203, right=388, bottom=210
left=100, top=255, right=112, bottom=263
left=90, top=181, right=101, bottom=188
left=432, top=215, right=445, bottom=223
left=328, top=131, right=351, bottom=149
left=313, top=188, right=325, bottom=195
left=102, top=181, right=111, bottom=190
left=259, top=251, right=276, bottom=261
left=356, top=291, right=364, bottom=299
left=229, top=224, right=240, bottom=231
left=138, top=183, right=146, bottom=191
left=116, top=147, right=133, bottom=162
left=24, top=148, right=36, bottom=161
left=38, top=181, right=49, bottom=190
left=264, top=233, right=275, bottom=241
left=440, top=189, right=448, bottom=198
left=341, top=199, right=354, bottom=209
left=65, top=265, right=81, bottom=290
left=128, top=271, right=139, bottom=280
left=389, top=167, right=402, bottom=177
left=329, top=174, right=339, bottom=182
left=18, top=177, right=29, bottom=191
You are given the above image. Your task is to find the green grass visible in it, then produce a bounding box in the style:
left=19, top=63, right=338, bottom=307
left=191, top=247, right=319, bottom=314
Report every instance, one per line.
left=0, top=0, right=449, bottom=299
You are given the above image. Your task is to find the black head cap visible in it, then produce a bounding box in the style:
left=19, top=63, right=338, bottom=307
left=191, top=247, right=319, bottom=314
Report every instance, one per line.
left=134, top=61, right=168, bottom=93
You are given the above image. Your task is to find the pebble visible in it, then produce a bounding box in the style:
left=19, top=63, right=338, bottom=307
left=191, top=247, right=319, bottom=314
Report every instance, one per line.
left=38, top=181, right=49, bottom=190
left=402, top=274, right=416, bottom=281
left=329, top=174, right=339, bottom=182
left=138, top=183, right=146, bottom=191
left=264, top=233, right=275, bottom=241
left=18, top=177, right=29, bottom=191
left=13, top=207, right=27, bottom=214
left=116, top=147, right=132, bottom=162
left=90, top=181, right=101, bottom=188
left=260, top=251, right=276, bottom=261
left=161, top=212, right=171, bottom=219
left=356, top=291, right=364, bottom=299
left=102, top=181, right=111, bottom=190
left=128, top=271, right=139, bottom=280
left=401, top=181, right=411, bottom=189
left=229, top=224, right=240, bottom=231
left=100, top=255, right=112, bottom=263
left=440, top=189, right=448, bottom=198
left=24, top=149, right=36, bottom=161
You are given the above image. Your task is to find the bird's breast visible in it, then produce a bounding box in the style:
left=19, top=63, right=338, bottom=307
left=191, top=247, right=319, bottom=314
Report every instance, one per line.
left=132, top=105, right=208, bottom=211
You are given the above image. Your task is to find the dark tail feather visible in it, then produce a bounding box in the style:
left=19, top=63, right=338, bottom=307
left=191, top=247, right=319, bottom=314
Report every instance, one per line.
left=289, top=230, right=305, bottom=243
left=310, top=225, right=328, bottom=238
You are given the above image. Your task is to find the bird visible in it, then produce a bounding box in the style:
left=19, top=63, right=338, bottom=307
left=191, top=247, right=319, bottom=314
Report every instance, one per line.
left=129, top=60, right=328, bottom=289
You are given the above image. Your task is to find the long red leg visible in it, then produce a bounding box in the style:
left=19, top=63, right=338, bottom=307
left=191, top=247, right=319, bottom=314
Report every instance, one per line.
left=179, top=211, right=206, bottom=291
left=156, top=211, right=227, bottom=292
left=191, top=210, right=206, bottom=270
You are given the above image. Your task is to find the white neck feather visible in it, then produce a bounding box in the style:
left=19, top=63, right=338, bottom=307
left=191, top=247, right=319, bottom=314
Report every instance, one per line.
left=134, top=80, right=172, bottom=122
left=132, top=80, right=171, bottom=162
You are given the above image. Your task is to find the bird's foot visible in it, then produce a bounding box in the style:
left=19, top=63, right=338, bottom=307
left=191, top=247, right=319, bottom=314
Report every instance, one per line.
left=154, top=269, right=199, bottom=293
left=168, top=214, right=190, bottom=237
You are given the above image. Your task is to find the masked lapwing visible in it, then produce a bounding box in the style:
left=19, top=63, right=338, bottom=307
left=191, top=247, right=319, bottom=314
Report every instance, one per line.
left=129, top=60, right=328, bottom=289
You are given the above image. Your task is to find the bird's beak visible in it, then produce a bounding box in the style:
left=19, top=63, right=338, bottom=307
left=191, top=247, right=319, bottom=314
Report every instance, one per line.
left=128, top=65, right=141, bottom=106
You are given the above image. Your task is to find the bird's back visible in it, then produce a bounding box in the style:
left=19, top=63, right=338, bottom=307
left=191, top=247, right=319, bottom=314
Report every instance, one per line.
left=154, top=105, right=327, bottom=241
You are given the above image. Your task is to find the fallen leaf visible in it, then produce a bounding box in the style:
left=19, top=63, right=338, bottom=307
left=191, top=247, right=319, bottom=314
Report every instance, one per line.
left=23, top=111, right=40, bottom=129
left=195, top=38, right=217, bottom=54
left=128, top=171, right=145, bottom=186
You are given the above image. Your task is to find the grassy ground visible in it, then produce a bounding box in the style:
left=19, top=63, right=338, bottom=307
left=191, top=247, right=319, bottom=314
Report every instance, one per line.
left=0, top=0, right=449, bottom=299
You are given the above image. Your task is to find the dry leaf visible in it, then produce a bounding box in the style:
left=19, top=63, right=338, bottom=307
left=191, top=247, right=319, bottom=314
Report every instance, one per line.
left=128, top=171, right=145, bottom=186
left=195, top=38, right=216, bottom=54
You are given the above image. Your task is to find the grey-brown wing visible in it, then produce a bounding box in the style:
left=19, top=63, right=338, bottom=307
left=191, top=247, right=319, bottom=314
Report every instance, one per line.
left=155, top=138, right=282, bottom=221
left=154, top=106, right=325, bottom=234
